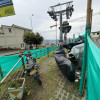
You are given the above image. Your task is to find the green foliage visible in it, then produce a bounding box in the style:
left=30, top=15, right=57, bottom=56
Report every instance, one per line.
left=23, top=32, right=44, bottom=48
left=10, top=79, right=23, bottom=88
left=23, top=32, right=35, bottom=45
left=34, top=32, right=44, bottom=48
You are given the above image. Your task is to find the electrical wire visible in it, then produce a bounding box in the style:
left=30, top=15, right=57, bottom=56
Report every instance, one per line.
left=36, top=11, right=100, bottom=34
left=67, top=11, right=100, bottom=23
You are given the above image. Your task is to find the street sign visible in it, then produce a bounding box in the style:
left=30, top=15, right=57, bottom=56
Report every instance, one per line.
left=0, top=0, right=13, bottom=7
left=0, top=0, right=15, bottom=18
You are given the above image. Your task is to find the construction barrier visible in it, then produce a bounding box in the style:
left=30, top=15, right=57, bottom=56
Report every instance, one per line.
left=79, top=24, right=100, bottom=100
left=0, top=46, right=58, bottom=79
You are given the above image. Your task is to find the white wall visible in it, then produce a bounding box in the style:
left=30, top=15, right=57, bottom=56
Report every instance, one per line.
left=0, top=25, right=30, bottom=49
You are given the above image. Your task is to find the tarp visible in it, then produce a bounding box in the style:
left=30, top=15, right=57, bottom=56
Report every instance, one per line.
left=68, top=43, right=84, bottom=59
left=70, top=34, right=85, bottom=43
left=86, top=35, right=100, bottom=100
left=63, top=42, right=84, bottom=50
left=54, top=46, right=75, bottom=82
left=79, top=24, right=100, bottom=100
left=75, top=34, right=85, bottom=42
left=0, top=46, right=58, bottom=79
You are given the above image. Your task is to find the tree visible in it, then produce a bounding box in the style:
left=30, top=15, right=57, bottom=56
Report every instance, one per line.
left=34, top=32, right=44, bottom=48
left=23, top=32, right=35, bottom=45
left=23, top=32, right=43, bottom=49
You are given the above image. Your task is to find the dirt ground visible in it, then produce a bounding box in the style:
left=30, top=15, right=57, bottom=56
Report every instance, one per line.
left=22, top=53, right=82, bottom=100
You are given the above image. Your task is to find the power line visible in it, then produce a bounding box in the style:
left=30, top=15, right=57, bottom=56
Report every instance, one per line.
left=54, top=11, right=100, bottom=26
left=39, top=30, right=56, bottom=33
left=37, top=11, right=100, bottom=34
left=67, top=11, right=100, bottom=23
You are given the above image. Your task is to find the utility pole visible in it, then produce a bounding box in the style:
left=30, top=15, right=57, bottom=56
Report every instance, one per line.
left=56, top=21, right=57, bottom=45
left=50, top=22, right=58, bottom=46
left=64, top=33, right=67, bottom=44
left=73, top=34, right=75, bottom=43
left=79, top=0, right=92, bottom=96
left=86, top=0, right=92, bottom=26
left=59, top=12, right=63, bottom=43
left=29, top=14, right=34, bottom=32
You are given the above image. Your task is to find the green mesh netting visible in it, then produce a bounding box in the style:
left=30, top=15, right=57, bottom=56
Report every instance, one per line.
left=86, top=35, right=100, bottom=100
left=75, top=34, right=85, bottom=42
left=70, top=34, right=85, bottom=43
left=79, top=24, right=100, bottom=100
left=0, top=46, right=58, bottom=79
left=79, top=24, right=90, bottom=95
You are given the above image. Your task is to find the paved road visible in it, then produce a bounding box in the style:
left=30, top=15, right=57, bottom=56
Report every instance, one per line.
left=0, top=50, right=25, bottom=56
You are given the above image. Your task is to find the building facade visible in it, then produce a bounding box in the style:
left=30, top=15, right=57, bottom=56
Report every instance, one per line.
left=90, top=31, right=100, bottom=38
left=0, top=24, right=32, bottom=49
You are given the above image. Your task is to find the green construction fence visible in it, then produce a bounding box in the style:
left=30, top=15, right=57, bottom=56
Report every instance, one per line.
left=0, top=46, right=58, bottom=79
left=79, top=24, right=100, bottom=100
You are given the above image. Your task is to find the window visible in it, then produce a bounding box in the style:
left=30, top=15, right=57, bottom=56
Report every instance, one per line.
left=9, top=28, right=12, bottom=33
left=21, top=44, right=23, bottom=48
left=0, top=33, right=4, bottom=35
left=21, top=43, right=25, bottom=48
left=97, top=32, right=99, bottom=35
left=23, top=43, right=24, bottom=47
left=24, top=30, right=27, bottom=33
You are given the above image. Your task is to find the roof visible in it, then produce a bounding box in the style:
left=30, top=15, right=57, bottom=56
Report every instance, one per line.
left=1, top=24, right=32, bottom=31
left=12, top=24, right=32, bottom=31
left=91, top=31, right=100, bottom=33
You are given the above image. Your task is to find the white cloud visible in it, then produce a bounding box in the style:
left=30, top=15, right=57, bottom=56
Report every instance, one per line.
left=0, top=0, right=100, bottom=40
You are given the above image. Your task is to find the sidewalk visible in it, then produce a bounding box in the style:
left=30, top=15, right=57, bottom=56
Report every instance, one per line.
left=0, top=50, right=25, bottom=56
left=22, top=53, right=83, bottom=100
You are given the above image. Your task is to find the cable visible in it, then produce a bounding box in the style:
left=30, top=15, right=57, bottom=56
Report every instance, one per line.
left=38, top=30, right=56, bottom=33
left=67, top=11, right=100, bottom=23
left=36, top=11, right=100, bottom=34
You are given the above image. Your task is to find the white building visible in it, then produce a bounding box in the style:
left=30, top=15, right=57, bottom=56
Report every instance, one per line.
left=90, top=31, right=100, bottom=38
left=0, top=24, right=32, bottom=49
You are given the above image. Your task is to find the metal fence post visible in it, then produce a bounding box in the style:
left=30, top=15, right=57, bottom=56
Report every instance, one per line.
left=41, top=50, right=42, bottom=57
left=0, top=66, right=3, bottom=78
left=36, top=52, right=37, bottom=59
left=48, top=47, right=49, bottom=57
left=22, top=57, right=25, bottom=71
left=44, top=51, right=45, bottom=56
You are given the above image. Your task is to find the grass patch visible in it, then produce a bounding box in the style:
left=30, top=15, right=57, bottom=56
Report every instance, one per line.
left=64, top=80, right=81, bottom=98
left=49, top=50, right=56, bottom=57
left=68, top=93, right=72, bottom=100
left=62, top=96, right=66, bottom=100
left=42, top=68, right=59, bottom=98
left=10, top=79, right=23, bottom=88
left=36, top=50, right=55, bottom=64
left=36, top=55, right=48, bottom=64
left=0, top=66, right=23, bottom=98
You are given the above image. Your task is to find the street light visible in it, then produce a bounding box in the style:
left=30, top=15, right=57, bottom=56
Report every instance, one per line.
left=29, top=14, right=34, bottom=32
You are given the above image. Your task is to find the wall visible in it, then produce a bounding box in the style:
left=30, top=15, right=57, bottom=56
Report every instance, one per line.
left=90, top=32, right=100, bottom=38
left=0, top=25, right=30, bottom=49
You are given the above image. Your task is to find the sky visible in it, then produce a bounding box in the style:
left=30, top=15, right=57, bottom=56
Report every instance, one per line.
left=0, top=0, right=100, bottom=40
